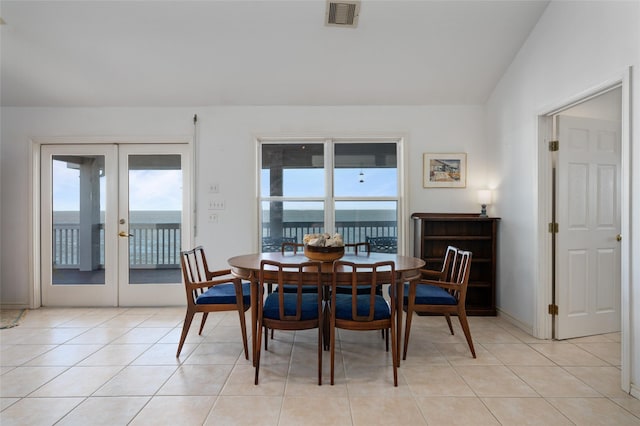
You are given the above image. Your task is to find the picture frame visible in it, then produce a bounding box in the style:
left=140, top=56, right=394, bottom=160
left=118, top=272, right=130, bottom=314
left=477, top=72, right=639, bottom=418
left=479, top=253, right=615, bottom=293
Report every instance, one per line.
left=423, top=152, right=467, bottom=188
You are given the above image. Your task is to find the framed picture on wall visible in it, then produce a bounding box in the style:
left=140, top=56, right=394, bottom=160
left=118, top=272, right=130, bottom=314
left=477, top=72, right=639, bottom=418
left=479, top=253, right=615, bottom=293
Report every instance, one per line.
left=423, top=152, right=467, bottom=188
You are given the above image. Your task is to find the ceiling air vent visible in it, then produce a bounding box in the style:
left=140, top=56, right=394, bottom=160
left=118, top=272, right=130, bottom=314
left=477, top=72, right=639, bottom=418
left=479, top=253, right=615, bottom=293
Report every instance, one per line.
left=325, top=1, right=360, bottom=28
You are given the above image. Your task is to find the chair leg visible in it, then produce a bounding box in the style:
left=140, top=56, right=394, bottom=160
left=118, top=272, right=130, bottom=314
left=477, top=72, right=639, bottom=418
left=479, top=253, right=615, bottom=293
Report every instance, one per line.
left=237, top=308, right=249, bottom=360
left=255, top=319, right=263, bottom=385
left=385, top=328, right=389, bottom=352
left=444, top=314, right=454, bottom=335
left=317, top=319, right=323, bottom=386
left=176, top=309, right=195, bottom=357
left=199, top=312, right=208, bottom=335
left=330, top=318, right=336, bottom=385
left=402, top=308, right=413, bottom=360
left=457, top=310, right=476, bottom=358
left=323, top=307, right=330, bottom=351
left=390, top=322, right=398, bottom=387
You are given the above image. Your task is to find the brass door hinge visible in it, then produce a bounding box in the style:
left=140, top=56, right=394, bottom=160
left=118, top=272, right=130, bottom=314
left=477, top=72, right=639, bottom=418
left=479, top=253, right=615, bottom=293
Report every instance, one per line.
left=548, top=222, right=559, bottom=233
left=549, top=140, right=559, bottom=151
left=548, top=304, right=558, bottom=315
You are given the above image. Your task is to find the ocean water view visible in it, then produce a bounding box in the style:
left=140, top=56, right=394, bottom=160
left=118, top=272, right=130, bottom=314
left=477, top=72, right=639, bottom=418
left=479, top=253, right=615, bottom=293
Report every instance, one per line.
left=53, top=210, right=181, bottom=224
left=53, top=209, right=396, bottom=223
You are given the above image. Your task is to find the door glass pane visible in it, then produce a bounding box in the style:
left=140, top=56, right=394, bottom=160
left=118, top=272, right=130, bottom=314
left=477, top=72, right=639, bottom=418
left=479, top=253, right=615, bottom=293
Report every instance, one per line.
left=52, top=155, right=105, bottom=284
left=128, top=154, right=182, bottom=284
left=261, top=201, right=324, bottom=251
left=334, top=143, right=397, bottom=197
left=336, top=201, right=398, bottom=252
left=261, top=143, right=324, bottom=197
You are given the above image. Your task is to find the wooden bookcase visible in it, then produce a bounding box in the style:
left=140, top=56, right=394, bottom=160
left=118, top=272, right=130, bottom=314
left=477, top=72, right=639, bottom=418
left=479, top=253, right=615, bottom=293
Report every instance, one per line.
left=411, top=213, right=500, bottom=316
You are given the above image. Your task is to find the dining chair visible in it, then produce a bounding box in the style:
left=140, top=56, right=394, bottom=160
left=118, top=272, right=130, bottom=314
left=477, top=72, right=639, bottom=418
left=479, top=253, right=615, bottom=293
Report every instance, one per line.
left=266, top=241, right=318, bottom=341
left=281, top=241, right=305, bottom=254
left=336, top=242, right=380, bottom=295
left=269, top=242, right=316, bottom=296
left=176, top=246, right=250, bottom=359
left=402, top=249, right=475, bottom=360
left=265, top=242, right=307, bottom=293
left=338, top=242, right=385, bottom=339
left=328, top=260, right=398, bottom=386
left=344, top=241, right=370, bottom=255
left=255, top=259, right=324, bottom=385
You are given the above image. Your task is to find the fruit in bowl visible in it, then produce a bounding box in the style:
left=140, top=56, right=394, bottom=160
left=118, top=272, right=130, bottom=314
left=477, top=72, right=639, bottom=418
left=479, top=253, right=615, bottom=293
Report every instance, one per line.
left=303, top=233, right=345, bottom=262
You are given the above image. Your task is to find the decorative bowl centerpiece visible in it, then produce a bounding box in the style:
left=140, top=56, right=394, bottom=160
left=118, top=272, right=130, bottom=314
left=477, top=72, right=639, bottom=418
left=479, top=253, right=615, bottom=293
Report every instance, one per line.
left=303, top=233, right=345, bottom=262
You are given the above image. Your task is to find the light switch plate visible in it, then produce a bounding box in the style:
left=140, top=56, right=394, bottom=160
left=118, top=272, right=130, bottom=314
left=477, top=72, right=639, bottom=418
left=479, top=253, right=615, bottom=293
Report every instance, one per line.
left=208, top=199, right=225, bottom=210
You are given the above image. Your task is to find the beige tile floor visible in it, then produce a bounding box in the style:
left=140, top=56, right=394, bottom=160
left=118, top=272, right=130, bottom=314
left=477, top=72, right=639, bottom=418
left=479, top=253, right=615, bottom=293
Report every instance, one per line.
left=1, top=307, right=639, bottom=425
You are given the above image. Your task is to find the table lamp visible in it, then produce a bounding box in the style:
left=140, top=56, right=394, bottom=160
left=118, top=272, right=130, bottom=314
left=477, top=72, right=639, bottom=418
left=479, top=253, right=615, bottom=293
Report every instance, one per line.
left=477, top=190, right=492, bottom=217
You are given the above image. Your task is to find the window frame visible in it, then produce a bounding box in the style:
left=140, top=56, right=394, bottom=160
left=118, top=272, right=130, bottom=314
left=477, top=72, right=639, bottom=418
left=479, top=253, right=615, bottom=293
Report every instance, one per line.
left=257, top=136, right=407, bottom=254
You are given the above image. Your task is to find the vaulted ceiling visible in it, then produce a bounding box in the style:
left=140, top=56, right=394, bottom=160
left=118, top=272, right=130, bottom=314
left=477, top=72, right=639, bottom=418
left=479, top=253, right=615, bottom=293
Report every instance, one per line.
left=0, top=0, right=550, bottom=107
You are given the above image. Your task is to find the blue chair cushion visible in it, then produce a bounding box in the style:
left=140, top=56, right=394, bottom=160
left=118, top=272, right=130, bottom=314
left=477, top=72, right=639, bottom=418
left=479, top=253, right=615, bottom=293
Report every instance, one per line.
left=335, top=285, right=382, bottom=295
left=277, top=284, right=318, bottom=294
left=196, top=282, right=251, bottom=306
left=334, top=294, right=390, bottom=321
left=263, top=293, right=319, bottom=321
left=402, top=282, right=457, bottom=305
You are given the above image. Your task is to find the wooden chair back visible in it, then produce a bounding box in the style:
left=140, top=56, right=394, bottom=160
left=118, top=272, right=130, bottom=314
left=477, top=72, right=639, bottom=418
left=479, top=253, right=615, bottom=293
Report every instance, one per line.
left=281, top=241, right=304, bottom=254
left=449, top=249, right=472, bottom=303
left=255, top=259, right=324, bottom=385
left=344, top=241, right=371, bottom=255
left=329, top=260, right=398, bottom=386
left=420, top=245, right=458, bottom=281
left=180, top=246, right=210, bottom=305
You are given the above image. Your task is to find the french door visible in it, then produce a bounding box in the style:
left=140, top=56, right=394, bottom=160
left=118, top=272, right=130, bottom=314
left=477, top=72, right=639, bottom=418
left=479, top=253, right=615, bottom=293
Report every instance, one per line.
left=40, top=143, right=191, bottom=306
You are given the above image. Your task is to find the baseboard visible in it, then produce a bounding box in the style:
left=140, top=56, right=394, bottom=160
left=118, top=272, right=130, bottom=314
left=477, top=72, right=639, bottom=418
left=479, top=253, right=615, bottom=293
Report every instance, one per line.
left=631, top=383, right=640, bottom=400
left=0, top=304, right=31, bottom=310
left=496, top=307, right=536, bottom=336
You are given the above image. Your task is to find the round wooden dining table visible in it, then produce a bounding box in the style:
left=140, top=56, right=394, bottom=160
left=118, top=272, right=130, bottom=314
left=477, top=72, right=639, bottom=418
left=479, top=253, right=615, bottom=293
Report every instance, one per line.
left=227, top=251, right=425, bottom=366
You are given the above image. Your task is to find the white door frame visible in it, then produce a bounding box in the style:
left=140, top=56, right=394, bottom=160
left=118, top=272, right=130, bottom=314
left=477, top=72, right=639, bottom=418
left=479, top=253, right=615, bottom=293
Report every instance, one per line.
left=536, top=68, right=632, bottom=393
left=29, top=136, right=194, bottom=309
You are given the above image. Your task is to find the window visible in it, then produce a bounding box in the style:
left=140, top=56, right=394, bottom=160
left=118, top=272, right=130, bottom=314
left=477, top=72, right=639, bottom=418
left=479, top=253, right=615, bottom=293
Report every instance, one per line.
left=259, top=139, right=401, bottom=253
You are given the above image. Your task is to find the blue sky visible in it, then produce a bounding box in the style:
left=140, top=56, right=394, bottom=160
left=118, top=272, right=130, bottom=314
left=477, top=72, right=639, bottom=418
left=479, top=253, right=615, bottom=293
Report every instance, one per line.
left=53, top=160, right=182, bottom=211
left=262, top=168, right=397, bottom=197
left=53, top=160, right=395, bottom=212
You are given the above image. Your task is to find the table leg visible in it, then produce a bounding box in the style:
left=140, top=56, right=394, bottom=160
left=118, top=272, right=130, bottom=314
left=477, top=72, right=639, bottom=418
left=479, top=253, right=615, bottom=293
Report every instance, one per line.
left=396, top=275, right=403, bottom=368
left=250, top=274, right=258, bottom=366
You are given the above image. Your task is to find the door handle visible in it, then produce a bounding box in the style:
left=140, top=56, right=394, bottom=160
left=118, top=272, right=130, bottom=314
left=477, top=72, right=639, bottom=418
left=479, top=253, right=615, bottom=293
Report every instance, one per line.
left=616, top=234, right=622, bottom=242
left=119, top=231, right=134, bottom=238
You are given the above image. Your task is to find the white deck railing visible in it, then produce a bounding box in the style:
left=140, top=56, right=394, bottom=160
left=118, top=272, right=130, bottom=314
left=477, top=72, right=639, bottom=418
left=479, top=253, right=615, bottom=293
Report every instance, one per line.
left=53, top=223, right=181, bottom=269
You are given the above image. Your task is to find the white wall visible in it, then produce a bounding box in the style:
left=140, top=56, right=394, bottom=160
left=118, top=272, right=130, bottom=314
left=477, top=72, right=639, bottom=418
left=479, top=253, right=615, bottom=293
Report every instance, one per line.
left=486, top=0, right=639, bottom=392
left=0, top=105, right=487, bottom=305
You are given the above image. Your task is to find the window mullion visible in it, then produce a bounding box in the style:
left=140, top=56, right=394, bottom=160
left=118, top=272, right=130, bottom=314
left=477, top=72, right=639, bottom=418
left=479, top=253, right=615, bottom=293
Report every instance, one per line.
left=324, top=138, right=335, bottom=235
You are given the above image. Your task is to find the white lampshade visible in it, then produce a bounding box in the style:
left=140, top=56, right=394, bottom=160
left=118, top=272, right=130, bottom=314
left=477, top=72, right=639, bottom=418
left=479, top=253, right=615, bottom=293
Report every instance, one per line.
left=477, top=189, right=492, bottom=205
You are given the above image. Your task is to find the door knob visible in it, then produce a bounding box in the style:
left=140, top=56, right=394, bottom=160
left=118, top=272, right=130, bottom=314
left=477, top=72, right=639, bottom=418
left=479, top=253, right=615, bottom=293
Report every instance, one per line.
left=119, top=231, right=133, bottom=237
left=616, top=234, right=622, bottom=242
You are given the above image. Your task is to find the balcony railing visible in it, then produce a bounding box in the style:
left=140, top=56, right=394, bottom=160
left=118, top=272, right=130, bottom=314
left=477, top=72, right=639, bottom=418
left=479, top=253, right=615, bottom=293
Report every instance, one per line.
left=53, top=223, right=181, bottom=269
left=262, top=220, right=397, bottom=250
left=52, top=220, right=398, bottom=268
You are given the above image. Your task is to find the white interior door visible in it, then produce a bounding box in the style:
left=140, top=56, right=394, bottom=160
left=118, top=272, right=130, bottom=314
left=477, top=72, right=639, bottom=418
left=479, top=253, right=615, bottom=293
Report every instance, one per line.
left=41, top=143, right=190, bottom=307
left=556, top=115, right=621, bottom=339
